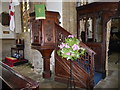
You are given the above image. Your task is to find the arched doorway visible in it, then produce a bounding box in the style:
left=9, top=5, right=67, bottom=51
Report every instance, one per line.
left=109, top=18, right=120, bottom=54
left=108, top=18, right=120, bottom=74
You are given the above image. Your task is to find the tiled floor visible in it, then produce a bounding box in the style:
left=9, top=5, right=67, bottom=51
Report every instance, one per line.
left=12, top=52, right=120, bottom=89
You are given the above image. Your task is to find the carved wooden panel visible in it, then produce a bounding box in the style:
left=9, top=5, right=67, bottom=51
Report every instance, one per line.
left=31, top=19, right=42, bottom=45
left=55, top=51, right=94, bottom=88
left=55, top=23, right=95, bottom=88
left=30, top=11, right=60, bottom=79
left=44, top=19, right=55, bottom=45
left=77, top=2, right=120, bottom=74
left=55, top=23, right=71, bottom=46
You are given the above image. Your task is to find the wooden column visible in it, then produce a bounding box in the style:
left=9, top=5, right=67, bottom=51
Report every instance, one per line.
left=39, top=49, right=53, bottom=78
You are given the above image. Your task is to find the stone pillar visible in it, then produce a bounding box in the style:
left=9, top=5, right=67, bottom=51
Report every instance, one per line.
left=63, top=2, right=77, bottom=35
left=69, top=2, right=77, bottom=35
left=15, top=5, right=22, bottom=33
left=0, top=39, right=2, bottom=61
left=106, top=20, right=112, bottom=76
left=63, top=2, right=70, bottom=32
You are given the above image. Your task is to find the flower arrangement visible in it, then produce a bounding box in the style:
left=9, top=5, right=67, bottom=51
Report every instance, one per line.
left=57, top=35, right=86, bottom=61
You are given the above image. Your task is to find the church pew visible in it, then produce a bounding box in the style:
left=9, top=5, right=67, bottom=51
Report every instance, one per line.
left=0, top=61, right=39, bottom=90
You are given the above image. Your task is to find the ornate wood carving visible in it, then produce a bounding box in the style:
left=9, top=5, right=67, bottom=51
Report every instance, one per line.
left=76, top=2, right=120, bottom=74
left=30, top=11, right=60, bottom=78
left=31, top=19, right=42, bottom=45
left=55, top=23, right=95, bottom=88
left=44, top=19, right=54, bottom=44
left=30, top=10, right=96, bottom=88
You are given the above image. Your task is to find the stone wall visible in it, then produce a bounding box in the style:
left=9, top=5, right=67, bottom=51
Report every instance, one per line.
left=0, top=2, right=16, bottom=38
left=0, top=39, right=15, bottom=61
left=106, top=20, right=112, bottom=76
left=16, top=2, right=47, bottom=73
left=17, top=32, right=55, bottom=73
left=17, top=31, right=55, bottom=73
left=0, top=2, right=21, bottom=61
left=0, top=39, right=2, bottom=61
left=62, top=2, right=77, bottom=35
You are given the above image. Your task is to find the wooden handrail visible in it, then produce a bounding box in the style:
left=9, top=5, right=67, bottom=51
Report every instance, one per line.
left=80, top=41, right=96, bottom=55
left=55, top=23, right=71, bottom=46
left=55, top=23, right=96, bottom=88
left=55, top=23, right=96, bottom=55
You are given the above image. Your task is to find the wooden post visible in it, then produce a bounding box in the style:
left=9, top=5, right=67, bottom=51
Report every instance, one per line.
left=39, top=49, right=53, bottom=78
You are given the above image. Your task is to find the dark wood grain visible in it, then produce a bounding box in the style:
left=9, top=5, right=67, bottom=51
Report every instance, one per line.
left=76, top=2, right=120, bottom=75
left=54, top=22, right=95, bottom=89
left=30, top=11, right=60, bottom=78
left=30, top=10, right=96, bottom=88
left=0, top=61, right=39, bottom=90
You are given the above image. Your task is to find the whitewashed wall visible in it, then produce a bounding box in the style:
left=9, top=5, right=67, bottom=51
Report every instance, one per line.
left=0, top=2, right=16, bottom=61
left=46, top=1, right=63, bottom=26
left=0, top=2, right=22, bottom=39
left=0, top=2, right=15, bottom=39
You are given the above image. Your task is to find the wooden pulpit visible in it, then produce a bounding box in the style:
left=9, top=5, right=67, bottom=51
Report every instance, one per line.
left=30, top=11, right=60, bottom=78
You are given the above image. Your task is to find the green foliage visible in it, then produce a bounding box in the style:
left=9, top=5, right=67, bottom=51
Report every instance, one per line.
left=57, top=35, right=86, bottom=61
